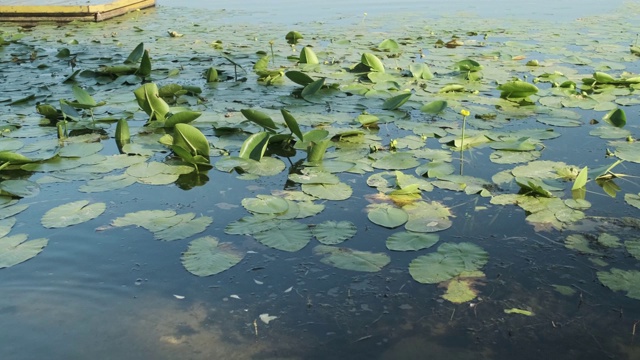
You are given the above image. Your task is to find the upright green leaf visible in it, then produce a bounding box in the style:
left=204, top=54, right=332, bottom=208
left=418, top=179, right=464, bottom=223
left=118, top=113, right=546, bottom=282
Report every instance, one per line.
left=382, top=92, right=412, bottom=110
left=281, top=109, right=303, bottom=140
left=420, top=100, right=448, bottom=114
left=173, top=123, right=210, bottom=157
left=72, top=85, right=96, bottom=107
left=239, top=132, right=270, bottom=161
left=603, top=108, right=626, bottom=128
left=361, top=53, right=385, bottom=72
left=136, top=49, right=151, bottom=78
left=571, top=166, right=588, bottom=190
left=240, top=109, right=278, bottom=131
left=115, top=119, right=130, bottom=143
left=301, top=78, right=325, bottom=98
left=124, top=42, right=144, bottom=64
left=285, top=71, right=314, bottom=86
left=299, top=46, right=319, bottom=64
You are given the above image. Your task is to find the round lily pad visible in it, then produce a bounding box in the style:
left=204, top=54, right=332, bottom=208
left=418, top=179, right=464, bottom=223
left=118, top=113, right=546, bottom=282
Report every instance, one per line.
left=41, top=200, right=106, bottom=228
left=386, top=231, right=439, bottom=251
left=312, top=220, right=357, bottom=245
left=409, top=242, right=488, bottom=284
left=0, top=234, right=48, bottom=269
left=367, top=204, right=409, bottom=228
left=253, top=220, right=311, bottom=252
left=242, top=195, right=289, bottom=215
left=302, top=182, right=352, bottom=201
left=181, top=236, right=244, bottom=276
left=597, top=268, right=640, bottom=300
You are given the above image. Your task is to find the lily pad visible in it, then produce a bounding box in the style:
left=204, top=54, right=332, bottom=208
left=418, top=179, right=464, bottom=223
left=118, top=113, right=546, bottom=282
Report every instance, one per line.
left=242, top=195, right=289, bottom=215
left=409, top=242, right=488, bottom=284
left=181, top=236, right=244, bottom=276
left=253, top=220, right=311, bottom=252
left=597, top=268, right=640, bottom=300
left=367, top=204, right=408, bottom=228
left=0, top=234, right=48, bottom=269
left=111, top=210, right=212, bottom=241
left=301, top=182, right=352, bottom=200
left=41, top=200, right=106, bottom=228
left=386, top=231, right=439, bottom=251
left=313, top=245, right=390, bottom=272
left=312, top=220, right=357, bottom=245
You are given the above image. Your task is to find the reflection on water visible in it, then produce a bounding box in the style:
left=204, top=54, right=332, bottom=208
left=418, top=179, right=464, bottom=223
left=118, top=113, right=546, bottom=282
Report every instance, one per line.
left=157, top=0, right=627, bottom=22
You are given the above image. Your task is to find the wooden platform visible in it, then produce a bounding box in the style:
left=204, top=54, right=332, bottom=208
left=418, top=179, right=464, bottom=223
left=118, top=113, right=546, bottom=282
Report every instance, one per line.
left=0, top=0, right=155, bottom=22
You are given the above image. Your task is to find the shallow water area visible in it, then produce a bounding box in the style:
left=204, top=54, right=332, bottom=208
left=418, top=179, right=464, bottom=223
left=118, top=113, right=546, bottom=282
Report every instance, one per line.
left=1, top=1, right=640, bottom=360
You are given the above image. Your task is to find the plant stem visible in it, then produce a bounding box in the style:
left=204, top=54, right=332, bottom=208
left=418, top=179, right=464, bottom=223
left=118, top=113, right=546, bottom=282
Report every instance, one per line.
left=459, top=114, right=467, bottom=175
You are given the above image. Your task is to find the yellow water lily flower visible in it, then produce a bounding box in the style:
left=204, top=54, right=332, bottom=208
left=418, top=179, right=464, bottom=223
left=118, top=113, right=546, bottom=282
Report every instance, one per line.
left=460, top=109, right=470, bottom=117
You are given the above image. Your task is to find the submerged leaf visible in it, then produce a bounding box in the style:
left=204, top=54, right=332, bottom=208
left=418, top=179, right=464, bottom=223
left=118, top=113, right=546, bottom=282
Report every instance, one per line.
left=409, top=242, right=488, bottom=284
left=314, top=245, right=390, bottom=272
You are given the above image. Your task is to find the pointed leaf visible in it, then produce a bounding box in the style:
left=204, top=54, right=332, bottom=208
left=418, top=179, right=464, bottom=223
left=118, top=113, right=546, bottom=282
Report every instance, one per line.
left=240, top=109, right=278, bottom=131
left=301, top=77, right=325, bottom=98
left=239, top=132, right=270, bottom=161
left=281, top=109, right=303, bottom=141
left=571, top=166, right=588, bottom=190
left=382, top=92, right=411, bottom=110
left=299, top=46, right=318, bottom=64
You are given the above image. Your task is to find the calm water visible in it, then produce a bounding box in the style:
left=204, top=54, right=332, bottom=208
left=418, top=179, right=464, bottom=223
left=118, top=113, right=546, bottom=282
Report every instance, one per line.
left=1, top=1, right=639, bottom=360
left=158, top=0, right=628, bottom=22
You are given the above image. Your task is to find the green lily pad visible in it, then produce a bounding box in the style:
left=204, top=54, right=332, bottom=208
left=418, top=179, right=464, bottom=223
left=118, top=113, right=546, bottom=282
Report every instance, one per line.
left=301, top=182, right=352, bottom=200
left=253, top=220, right=311, bottom=252
left=242, top=195, right=289, bottom=215
left=625, top=239, right=640, bottom=260
left=0, top=203, right=29, bottom=220
left=372, top=152, right=420, bottom=170
left=597, top=233, right=621, bottom=248
left=367, top=204, right=408, bottom=228
left=111, top=210, right=212, bottom=241
left=386, top=231, right=439, bottom=251
left=312, top=220, right=357, bottom=245
left=41, top=200, right=106, bottom=228
left=0, top=180, right=40, bottom=198
left=181, top=236, right=244, bottom=276
left=313, top=245, right=390, bottom=272
left=597, top=268, right=640, bottom=300
left=289, top=169, right=340, bottom=185
left=442, top=274, right=484, bottom=304
left=409, top=242, right=488, bottom=284
left=0, top=218, right=16, bottom=238
left=0, top=234, right=48, bottom=269
left=224, top=215, right=279, bottom=235
left=78, top=174, right=137, bottom=193
left=564, top=234, right=602, bottom=255
left=625, top=193, right=640, bottom=210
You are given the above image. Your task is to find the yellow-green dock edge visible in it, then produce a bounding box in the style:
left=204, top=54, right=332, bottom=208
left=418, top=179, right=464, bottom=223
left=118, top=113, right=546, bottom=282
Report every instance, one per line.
left=0, top=0, right=155, bottom=22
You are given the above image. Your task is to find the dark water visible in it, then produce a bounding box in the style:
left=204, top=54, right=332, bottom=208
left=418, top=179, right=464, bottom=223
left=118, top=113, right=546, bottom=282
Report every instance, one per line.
left=1, top=1, right=640, bottom=360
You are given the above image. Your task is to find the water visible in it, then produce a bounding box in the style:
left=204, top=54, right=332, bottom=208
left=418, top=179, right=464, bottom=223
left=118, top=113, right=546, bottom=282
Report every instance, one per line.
left=1, top=1, right=640, bottom=359
left=157, top=0, right=628, bottom=22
